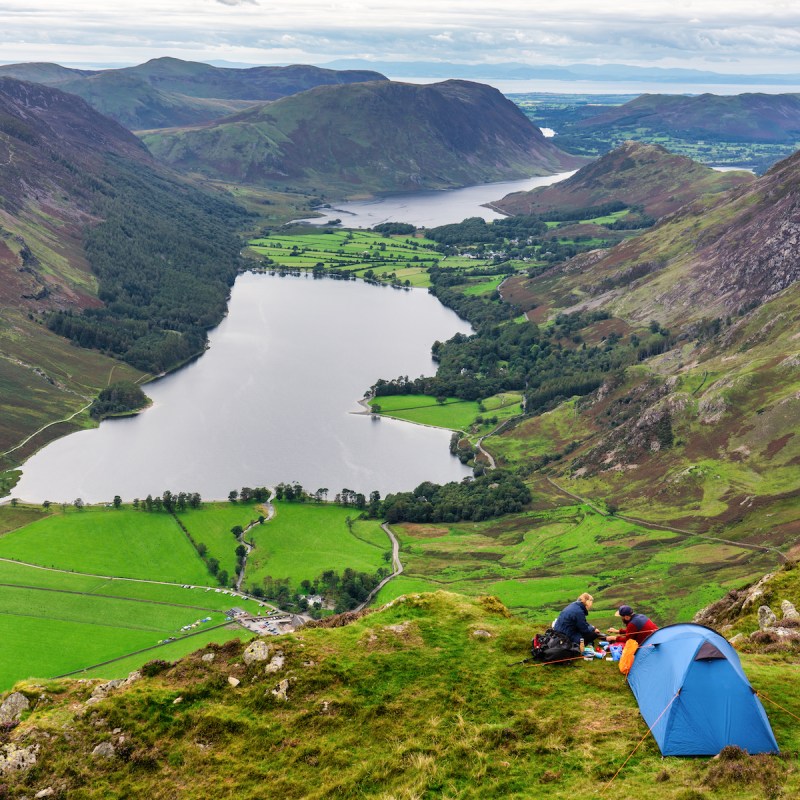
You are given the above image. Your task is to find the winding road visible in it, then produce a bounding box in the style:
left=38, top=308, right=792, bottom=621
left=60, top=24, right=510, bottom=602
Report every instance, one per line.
left=355, top=521, right=403, bottom=611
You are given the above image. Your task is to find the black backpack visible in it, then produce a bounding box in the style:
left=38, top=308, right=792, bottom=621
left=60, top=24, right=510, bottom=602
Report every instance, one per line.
left=531, top=628, right=580, bottom=664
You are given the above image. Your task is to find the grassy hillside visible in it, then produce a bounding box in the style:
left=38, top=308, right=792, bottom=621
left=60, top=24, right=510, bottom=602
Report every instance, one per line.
left=142, top=79, right=581, bottom=198
left=0, top=77, right=263, bottom=481
left=491, top=140, right=754, bottom=219
left=1, top=592, right=798, bottom=799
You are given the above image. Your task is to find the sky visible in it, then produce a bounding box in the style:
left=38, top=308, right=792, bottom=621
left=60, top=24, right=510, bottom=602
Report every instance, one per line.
left=2, top=0, right=800, bottom=74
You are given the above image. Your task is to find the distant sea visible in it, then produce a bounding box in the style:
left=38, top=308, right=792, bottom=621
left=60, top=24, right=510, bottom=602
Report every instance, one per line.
left=394, top=77, right=800, bottom=96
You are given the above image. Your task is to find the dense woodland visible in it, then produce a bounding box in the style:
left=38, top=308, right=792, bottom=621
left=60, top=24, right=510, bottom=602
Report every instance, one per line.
left=373, top=265, right=645, bottom=413
left=48, top=155, right=250, bottom=373
left=380, top=470, right=531, bottom=523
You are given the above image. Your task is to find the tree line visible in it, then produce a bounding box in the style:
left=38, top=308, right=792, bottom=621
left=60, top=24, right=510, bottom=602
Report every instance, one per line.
left=47, top=154, right=251, bottom=374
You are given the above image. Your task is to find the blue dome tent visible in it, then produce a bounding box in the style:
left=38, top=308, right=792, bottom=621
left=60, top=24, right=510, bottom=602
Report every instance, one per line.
left=627, top=623, right=779, bottom=756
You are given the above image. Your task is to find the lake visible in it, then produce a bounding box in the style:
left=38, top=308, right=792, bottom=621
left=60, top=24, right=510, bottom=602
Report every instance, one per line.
left=296, top=171, right=575, bottom=228
left=12, top=275, right=474, bottom=503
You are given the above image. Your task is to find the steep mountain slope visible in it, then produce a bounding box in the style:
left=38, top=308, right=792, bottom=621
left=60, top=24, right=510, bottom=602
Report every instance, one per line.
left=0, top=58, right=388, bottom=130
left=0, top=77, right=247, bottom=464
left=491, top=148, right=800, bottom=532
left=503, top=147, right=800, bottom=326
left=0, top=591, right=797, bottom=799
left=491, top=141, right=754, bottom=219
left=143, top=79, right=581, bottom=197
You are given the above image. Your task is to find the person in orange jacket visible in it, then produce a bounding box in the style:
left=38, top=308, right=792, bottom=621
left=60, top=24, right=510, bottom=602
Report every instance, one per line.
left=607, top=604, right=658, bottom=645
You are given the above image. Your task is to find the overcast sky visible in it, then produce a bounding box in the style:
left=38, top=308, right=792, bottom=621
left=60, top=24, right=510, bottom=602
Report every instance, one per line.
left=2, top=0, right=800, bottom=74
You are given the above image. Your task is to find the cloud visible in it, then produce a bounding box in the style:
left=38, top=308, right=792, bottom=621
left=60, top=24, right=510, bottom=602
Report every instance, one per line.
left=1, top=0, right=800, bottom=75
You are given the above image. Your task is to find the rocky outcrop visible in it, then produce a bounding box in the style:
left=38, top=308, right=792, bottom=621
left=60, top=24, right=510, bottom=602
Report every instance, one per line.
left=0, top=743, right=39, bottom=774
left=758, top=605, right=779, bottom=629
left=0, top=692, right=30, bottom=724
left=781, top=600, right=799, bottom=620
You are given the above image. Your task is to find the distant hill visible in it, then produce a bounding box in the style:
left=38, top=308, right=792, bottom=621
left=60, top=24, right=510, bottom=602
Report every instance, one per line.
left=324, top=58, right=800, bottom=86
left=142, top=79, right=582, bottom=198
left=525, top=92, right=800, bottom=173
left=0, top=57, right=388, bottom=129
left=491, top=141, right=754, bottom=220
left=0, top=77, right=248, bottom=462
left=504, top=146, right=800, bottom=329
left=574, top=93, right=800, bottom=144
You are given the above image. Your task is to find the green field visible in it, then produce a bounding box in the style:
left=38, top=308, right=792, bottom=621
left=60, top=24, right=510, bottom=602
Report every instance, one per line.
left=0, top=506, right=209, bottom=583
left=0, top=567, right=263, bottom=689
left=76, top=625, right=255, bottom=680
left=0, top=504, right=268, bottom=689
left=177, top=501, right=268, bottom=576
left=244, top=501, right=389, bottom=592
left=460, top=275, right=505, bottom=296
left=247, top=230, right=439, bottom=287
left=370, top=392, right=524, bottom=438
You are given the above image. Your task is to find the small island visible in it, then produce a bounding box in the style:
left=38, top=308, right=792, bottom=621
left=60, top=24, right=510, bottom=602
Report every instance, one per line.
left=89, top=381, right=151, bottom=420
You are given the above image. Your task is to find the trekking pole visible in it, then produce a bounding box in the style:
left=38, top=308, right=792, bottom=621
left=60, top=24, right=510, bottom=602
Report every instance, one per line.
left=507, top=656, right=535, bottom=667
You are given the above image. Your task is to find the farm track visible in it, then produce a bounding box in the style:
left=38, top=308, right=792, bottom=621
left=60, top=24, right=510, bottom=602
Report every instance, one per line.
left=235, top=495, right=275, bottom=591
left=356, top=522, right=403, bottom=611
left=0, top=556, right=256, bottom=592
left=0, top=400, right=92, bottom=460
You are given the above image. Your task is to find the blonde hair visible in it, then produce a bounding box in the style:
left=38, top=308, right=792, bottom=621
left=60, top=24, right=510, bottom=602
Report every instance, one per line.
left=578, top=592, right=594, bottom=605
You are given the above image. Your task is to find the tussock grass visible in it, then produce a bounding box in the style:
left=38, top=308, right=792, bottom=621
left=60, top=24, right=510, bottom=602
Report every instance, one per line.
left=3, top=591, right=797, bottom=799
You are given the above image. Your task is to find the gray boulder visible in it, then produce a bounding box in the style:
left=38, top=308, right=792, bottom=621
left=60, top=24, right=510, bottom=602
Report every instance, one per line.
left=243, top=640, right=271, bottom=665
left=0, top=692, right=30, bottom=723
left=758, top=605, right=778, bottom=629
left=0, top=743, right=39, bottom=774
left=271, top=679, right=290, bottom=701
left=91, top=742, right=115, bottom=759
left=781, top=600, right=799, bottom=620
left=264, top=653, right=285, bottom=674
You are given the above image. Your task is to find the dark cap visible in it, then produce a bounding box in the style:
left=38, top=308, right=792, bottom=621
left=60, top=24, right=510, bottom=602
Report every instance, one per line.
left=615, top=605, right=634, bottom=617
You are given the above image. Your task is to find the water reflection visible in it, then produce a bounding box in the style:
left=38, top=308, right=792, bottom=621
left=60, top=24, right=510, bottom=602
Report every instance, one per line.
left=13, top=275, right=473, bottom=503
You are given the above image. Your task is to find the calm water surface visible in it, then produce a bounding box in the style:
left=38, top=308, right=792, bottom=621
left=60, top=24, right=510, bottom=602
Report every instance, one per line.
left=298, top=171, right=575, bottom=228
left=14, top=275, right=473, bottom=503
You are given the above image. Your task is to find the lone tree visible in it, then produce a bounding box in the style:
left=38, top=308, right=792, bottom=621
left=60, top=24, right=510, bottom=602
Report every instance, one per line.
left=113, top=495, right=122, bottom=509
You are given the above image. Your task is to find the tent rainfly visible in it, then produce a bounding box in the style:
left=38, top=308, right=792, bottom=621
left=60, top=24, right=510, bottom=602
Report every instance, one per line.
left=626, top=623, right=779, bottom=756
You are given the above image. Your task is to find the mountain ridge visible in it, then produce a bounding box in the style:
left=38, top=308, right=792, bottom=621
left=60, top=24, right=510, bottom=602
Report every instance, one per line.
left=142, top=79, right=582, bottom=198
left=0, top=58, right=388, bottom=130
